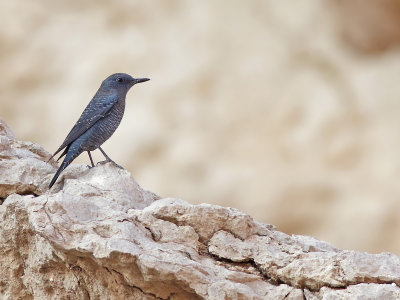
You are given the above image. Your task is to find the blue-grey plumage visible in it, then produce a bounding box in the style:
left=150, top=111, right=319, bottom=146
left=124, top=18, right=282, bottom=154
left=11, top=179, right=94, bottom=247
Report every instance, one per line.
left=48, top=73, right=150, bottom=188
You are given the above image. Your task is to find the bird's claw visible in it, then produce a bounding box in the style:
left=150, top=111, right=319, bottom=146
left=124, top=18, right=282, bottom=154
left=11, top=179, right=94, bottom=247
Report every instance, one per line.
left=113, top=162, right=124, bottom=169
left=97, top=160, right=124, bottom=169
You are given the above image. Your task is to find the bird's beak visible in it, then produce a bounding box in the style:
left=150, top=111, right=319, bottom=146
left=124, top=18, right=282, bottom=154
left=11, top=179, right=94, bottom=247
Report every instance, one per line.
left=133, top=78, right=150, bottom=84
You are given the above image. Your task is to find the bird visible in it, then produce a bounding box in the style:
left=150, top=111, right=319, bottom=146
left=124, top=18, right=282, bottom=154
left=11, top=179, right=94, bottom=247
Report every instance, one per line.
left=48, top=73, right=149, bottom=188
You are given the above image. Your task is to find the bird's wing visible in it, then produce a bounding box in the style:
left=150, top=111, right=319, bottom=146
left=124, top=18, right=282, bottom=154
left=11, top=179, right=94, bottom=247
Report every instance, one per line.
left=50, top=93, right=118, bottom=160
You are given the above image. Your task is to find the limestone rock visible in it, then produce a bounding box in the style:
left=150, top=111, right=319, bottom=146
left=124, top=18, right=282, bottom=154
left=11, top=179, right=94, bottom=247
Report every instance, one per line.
left=1, top=118, right=400, bottom=299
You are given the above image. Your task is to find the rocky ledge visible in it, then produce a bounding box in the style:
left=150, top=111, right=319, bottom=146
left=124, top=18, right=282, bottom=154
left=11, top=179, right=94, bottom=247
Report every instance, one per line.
left=0, top=118, right=399, bottom=299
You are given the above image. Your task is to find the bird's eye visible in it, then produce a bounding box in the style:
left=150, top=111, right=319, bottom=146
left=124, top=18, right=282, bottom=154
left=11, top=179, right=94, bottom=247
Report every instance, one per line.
left=116, top=77, right=123, bottom=83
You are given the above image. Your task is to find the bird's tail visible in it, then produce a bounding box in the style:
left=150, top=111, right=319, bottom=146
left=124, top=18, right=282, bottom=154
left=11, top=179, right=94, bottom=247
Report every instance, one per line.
left=48, top=147, right=81, bottom=188
left=47, top=146, right=68, bottom=163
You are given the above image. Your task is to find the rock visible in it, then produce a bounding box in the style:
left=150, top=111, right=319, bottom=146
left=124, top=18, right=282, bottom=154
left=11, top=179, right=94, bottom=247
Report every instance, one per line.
left=0, top=118, right=56, bottom=198
left=0, top=118, right=400, bottom=299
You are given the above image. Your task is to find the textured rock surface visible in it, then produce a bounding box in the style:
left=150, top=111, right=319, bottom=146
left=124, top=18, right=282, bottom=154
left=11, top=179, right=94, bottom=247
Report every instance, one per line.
left=1, top=119, right=400, bottom=299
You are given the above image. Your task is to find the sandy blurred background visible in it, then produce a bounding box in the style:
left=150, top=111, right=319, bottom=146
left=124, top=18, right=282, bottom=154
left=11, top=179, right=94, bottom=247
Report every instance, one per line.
left=1, top=0, right=400, bottom=254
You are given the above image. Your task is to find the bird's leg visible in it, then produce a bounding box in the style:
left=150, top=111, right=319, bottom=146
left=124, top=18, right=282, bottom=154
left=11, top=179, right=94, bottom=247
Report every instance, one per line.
left=87, top=151, right=95, bottom=168
left=98, top=147, right=123, bottom=169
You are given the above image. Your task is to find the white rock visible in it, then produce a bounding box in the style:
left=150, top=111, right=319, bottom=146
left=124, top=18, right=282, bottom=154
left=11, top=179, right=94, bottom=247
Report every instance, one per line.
left=0, top=118, right=399, bottom=299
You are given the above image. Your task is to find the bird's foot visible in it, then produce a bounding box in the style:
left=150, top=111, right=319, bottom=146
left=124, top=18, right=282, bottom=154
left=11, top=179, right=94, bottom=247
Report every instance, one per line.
left=86, top=165, right=94, bottom=169
left=97, top=160, right=124, bottom=169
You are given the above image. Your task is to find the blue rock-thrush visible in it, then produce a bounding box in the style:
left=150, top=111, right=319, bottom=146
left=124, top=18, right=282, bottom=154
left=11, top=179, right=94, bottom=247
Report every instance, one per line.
left=48, top=73, right=149, bottom=188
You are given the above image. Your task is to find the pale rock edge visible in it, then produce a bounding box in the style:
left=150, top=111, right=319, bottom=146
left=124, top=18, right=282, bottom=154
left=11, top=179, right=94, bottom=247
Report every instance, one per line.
left=0, top=118, right=399, bottom=300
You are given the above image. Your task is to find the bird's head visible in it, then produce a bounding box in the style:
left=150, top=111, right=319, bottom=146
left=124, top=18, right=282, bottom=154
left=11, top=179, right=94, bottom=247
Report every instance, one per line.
left=102, top=73, right=150, bottom=92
